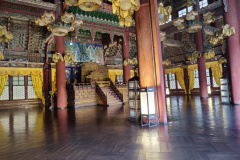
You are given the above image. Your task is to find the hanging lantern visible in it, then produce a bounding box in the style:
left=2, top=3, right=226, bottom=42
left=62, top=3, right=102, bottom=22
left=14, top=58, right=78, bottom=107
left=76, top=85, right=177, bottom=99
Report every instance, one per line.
left=120, top=0, right=132, bottom=11
left=78, top=0, right=103, bottom=11
left=61, top=12, right=75, bottom=24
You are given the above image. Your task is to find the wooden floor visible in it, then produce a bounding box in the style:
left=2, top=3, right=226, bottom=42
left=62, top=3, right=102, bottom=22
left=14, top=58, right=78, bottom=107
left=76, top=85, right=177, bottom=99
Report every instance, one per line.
left=0, top=96, right=240, bottom=160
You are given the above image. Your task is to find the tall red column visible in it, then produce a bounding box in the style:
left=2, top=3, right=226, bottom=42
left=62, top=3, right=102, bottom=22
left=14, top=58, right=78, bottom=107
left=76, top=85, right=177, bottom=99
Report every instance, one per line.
left=122, top=28, right=131, bottom=82
left=55, top=36, right=67, bottom=108
left=135, top=0, right=167, bottom=124
left=224, top=0, right=240, bottom=104
left=150, top=0, right=167, bottom=124
left=194, top=0, right=208, bottom=98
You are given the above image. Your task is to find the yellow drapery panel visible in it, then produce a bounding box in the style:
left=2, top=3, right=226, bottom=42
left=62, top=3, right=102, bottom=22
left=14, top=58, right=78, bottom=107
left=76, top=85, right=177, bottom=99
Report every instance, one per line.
left=187, top=61, right=222, bottom=93
left=165, top=67, right=186, bottom=93
left=108, top=69, right=123, bottom=82
left=130, top=70, right=135, bottom=78
left=31, top=73, right=45, bottom=105
left=0, top=74, right=8, bottom=97
left=51, top=68, right=57, bottom=97
left=187, top=64, right=198, bottom=94
left=206, top=61, right=222, bottom=87
left=0, top=67, right=44, bottom=104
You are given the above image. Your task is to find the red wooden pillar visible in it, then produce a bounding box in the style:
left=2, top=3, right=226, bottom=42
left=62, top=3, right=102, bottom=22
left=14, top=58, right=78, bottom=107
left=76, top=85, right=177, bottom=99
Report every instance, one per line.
left=135, top=0, right=167, bottom=124
left=194, top=0, right=208, bottom=98
left=150, top=0, right=167, bottom=124
left=9, top=76, right=13, bottom=101
left=224, top=0, right=240, bottom=104
left=184, top=68, right=189, bottom=95
left=43, top=64, right=50, bottom=107
left=25, top=76, right=28, bottom=100
left=122, top=27, right=131, bottom=82
left=55, top=36, right=67, bottom=108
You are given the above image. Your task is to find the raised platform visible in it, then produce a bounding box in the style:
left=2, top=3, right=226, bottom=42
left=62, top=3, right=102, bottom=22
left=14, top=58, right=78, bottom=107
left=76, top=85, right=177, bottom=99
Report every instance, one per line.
left=0, top=99, right=42, bottom=110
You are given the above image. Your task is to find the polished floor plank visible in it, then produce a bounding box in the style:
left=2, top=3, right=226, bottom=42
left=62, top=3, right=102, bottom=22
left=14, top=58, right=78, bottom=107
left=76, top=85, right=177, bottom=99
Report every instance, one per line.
left=0, top=96, right=240, bottom=159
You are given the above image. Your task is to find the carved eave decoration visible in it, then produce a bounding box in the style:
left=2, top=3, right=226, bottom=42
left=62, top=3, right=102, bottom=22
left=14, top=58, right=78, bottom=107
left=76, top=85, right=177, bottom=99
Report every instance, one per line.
left=64, top=53, right=75, bottom=62
left=160, top=31, right=166, bottom=41
left=187, top=0, right=196, bottom=7
left=53, top=52, right=64, bottom=63
left=162, top=59, right=171, bottom=66
left=158, top=3, right=172, bottom=25
left=71, top=19, right=84, bottom=28
left=210, top=24, right=235, bottom=45
left=123, top=58, right=138, bottom=66
left=204, top=50, right=215, bottom=59
left=61, top=12, right=75, bottom=24
left=187, top=51, right=201, bottom=61
left=0, top=25, right=13, bottom=43
left=203, top=11, right=215, bottom=24
left=173, top=18, right=186, bottom=30
left=41, top=11, right=55, bottom=25
left=53, top=52, right=76, bottom=63
left=35, top=17, right=46, bottom=26
left=186, top=11, right=198, bottom=21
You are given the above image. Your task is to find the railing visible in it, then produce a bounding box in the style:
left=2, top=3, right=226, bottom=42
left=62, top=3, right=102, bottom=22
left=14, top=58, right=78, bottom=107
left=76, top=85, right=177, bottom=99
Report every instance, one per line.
left=114, top=82, right=128, bottom=87
left=108, top=78, right=123, bottom=103
left=95, top=82, right=108, bottom=105
left=97, top=81, right=110, bottom=87
left=74, top=83, right=95, bottom=91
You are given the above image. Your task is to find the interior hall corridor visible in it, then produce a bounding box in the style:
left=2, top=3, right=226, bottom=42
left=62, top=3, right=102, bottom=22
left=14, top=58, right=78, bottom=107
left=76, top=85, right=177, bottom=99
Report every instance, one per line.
left=0, top=96, right=240, bottom=160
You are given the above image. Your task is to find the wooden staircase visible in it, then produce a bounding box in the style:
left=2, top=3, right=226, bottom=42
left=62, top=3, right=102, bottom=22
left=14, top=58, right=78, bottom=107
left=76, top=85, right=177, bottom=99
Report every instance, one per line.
left=101, top=87, right=122, bottom=105
left=74, top=88, right=97, bottom=107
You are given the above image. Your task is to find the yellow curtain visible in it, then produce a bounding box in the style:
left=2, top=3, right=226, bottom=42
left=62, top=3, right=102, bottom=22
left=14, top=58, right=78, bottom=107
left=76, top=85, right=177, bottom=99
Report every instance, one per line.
left=108, top=69, right=123, bottom=82
left=165, top=67, right=186, bottom=93
left=0, top=71, right=8, bottom=96
left=30, top=69, right=45, bottom=105
left=206, top=61, right=222, bottom=87
left=51, top=68, right=57, bottom=97
left=0, top=67, right=44, bottom=104
left=187, top=61, right=222, bottom=93
left=130, top=70, right=135, bottom=78
left=187, top=64, right=198, bottom=94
